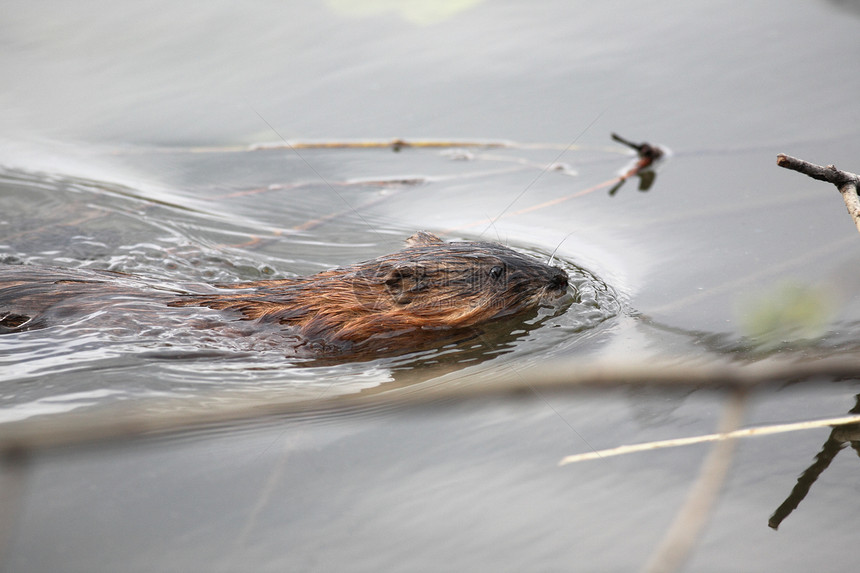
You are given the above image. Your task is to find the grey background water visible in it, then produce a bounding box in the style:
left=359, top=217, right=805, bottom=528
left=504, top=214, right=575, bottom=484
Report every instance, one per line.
left=2, top=0, right=860, bottom=571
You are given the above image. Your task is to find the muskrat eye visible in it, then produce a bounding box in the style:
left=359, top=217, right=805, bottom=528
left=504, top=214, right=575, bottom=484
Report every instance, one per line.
left=488, top=265, right=504, bottom=281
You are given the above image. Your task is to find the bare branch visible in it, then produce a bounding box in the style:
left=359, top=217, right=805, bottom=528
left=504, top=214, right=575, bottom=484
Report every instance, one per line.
left=776, top=154, right=860, bottom=187
left=611, top=132, right=665, bottom=162
left=777, top=154, right=860, bottom=235
left=3, top=358, right=860, bottom=455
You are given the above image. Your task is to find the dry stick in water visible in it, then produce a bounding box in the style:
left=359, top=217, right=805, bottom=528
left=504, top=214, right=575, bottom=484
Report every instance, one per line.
left=642, top=390, right=747, bottom=573
left=446, top=133, right=667, bottom=233
left=776, top=154, right=860, bottom=235
left=606, top=132, right=665, bottom=195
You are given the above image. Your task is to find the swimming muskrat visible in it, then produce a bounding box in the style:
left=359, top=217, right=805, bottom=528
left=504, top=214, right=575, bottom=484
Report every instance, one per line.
left=0, top=232, right=570, bottom=358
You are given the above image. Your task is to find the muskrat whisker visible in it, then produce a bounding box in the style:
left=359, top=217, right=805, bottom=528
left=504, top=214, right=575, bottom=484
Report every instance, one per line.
left=548, top=232, right=575, bottom=267
left=478, top=110, right=606, bottom=239
left=484, top=212, right=502, bottom=244
left=248, top=104, right=385, bottom=242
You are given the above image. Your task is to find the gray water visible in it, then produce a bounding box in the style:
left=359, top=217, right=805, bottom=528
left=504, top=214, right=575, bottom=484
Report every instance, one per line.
left=3, top=0, right=860, bottom=571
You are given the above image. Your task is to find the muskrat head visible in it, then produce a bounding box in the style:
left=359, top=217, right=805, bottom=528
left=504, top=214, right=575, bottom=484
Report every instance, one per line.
left=350, top=232, right=570, bottom=329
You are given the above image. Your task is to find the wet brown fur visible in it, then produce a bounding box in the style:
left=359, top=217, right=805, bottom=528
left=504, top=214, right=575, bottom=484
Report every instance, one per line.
left=1, top=232, right=569, bottom=356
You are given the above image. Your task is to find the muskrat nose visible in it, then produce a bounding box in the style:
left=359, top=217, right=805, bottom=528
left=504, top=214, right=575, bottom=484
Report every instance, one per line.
left=549, top=268, right=569, bottom=291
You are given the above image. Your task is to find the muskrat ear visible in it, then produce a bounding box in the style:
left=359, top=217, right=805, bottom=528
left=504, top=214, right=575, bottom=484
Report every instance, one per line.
left=382, top=264, right=428, bottom=305
left=405, top=231, right=444, bottom=247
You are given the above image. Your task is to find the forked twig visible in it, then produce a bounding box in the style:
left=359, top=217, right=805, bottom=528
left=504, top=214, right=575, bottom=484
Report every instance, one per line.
left=608, top=133, right=666, bottom=195
left=777, top=154, right=860, bottom=235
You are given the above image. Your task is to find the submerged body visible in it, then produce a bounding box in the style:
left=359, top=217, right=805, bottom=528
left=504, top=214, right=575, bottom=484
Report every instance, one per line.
left=0, top=232, right=569, bottom=358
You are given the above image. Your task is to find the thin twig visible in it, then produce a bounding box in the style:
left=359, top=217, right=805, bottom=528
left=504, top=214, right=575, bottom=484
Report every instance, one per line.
left=559, top=413, right=860, bottom=465
left=777, top=154, right=860, bottom=235
left=642, top=390, right=746, bottom=573
left=110, top=139, right=623, bottom=154
left=446, top=133, right=667, bottom=232
left=611, top=133, right=665, bottom=163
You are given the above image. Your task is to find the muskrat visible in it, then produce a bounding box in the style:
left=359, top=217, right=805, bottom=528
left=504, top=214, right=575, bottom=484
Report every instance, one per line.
left=0, top=232, right=570, bottom=358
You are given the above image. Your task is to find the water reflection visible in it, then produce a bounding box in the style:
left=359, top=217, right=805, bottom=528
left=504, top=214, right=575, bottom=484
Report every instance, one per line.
left=769, top=394, right=860, bottom=529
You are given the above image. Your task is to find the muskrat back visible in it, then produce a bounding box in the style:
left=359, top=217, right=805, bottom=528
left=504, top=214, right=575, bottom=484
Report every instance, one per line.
left=0, top=232, right=570, bottom=358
